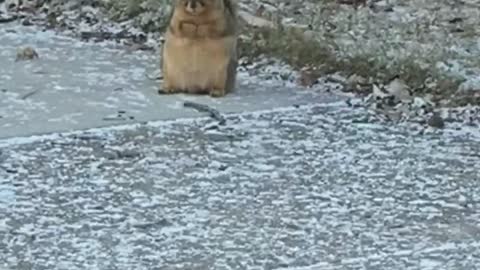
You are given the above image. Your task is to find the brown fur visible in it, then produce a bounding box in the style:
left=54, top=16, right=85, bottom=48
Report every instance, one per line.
left=160, top=0, right=238, bottom=97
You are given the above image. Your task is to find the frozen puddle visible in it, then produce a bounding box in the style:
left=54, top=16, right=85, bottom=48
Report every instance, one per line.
left=0, top=23, right=340, bottom=139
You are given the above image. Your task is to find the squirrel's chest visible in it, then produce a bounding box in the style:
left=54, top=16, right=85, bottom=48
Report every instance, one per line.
left=164, top=32, right=233, bottom=70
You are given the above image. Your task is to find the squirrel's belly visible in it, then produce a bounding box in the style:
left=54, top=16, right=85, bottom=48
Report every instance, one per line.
left=164, top=37, right=230, bottom=91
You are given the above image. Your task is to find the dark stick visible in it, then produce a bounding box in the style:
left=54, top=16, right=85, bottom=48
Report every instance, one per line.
left=0, top=16, right=18, bottom=24
left=80, top=31, right=145, bottom=42
left=145, top=74, right=162, bottom=81
left=183, top=101, right=226, bottom=125
left=20, top=90, right=39, bottom=100
left=103, top=117, right=127, bottom=121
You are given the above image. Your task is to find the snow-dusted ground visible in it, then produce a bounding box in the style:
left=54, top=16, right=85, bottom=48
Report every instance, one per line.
left=244, top=0, right=480, bottom=91
left=1, top=8, right=480, bottom=270
left=1, top=101, right=480, bottom=270
left=0, top=22, right=337, bottom=139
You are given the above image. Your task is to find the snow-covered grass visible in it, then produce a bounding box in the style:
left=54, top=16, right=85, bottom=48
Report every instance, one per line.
left=240, top=0, right=480, bottom=106
left=102, top=0, right=171, bottom=32
left=87, top=0, right=480, bottom=106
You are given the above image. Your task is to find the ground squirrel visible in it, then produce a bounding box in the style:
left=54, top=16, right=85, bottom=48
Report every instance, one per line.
left=159, top=0, right=238, bottom=97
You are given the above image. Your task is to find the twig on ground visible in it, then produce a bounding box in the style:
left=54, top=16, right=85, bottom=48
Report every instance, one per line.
left=103, top=116, right=127, bottom=121
left=20, top=90, right=40, bottom=100
left=80, top=31, right=146, bottom=43
left=1, top=167, right=18, bottom=174
left=183, top=101, right=226, bottom=125
left=145, top=73, right=162, bottom=81
left=80, top=31, right=127, bottom=40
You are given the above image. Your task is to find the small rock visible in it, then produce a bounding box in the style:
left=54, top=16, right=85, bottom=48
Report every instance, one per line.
left=4, top=168, right=18, bottom=174
left=347, top=74, right=366, bottom=85
left=254, top=5, right=266, bottom=17
left=385, top=77, right=412, bottom=102
left=372, top=84, right=389, bottom=99
left=346, top=74, right=369, bottom=93
left=457, top=79, right=480, bottom=93
left=448, top=17, right=463, bottom=24
left=15, top=46, right=39, bottom=61
left=298, top=68, right=318, bottom=87
left=346, top=98, right=363, bottom=108
left=412, top=97, right=429, bottom=109
left=117, top=149, right=140, bottom=159
left=427, top=113, right=445, bottom=129
left=218, top=165, right=229, bottom=171
left=238, top=10, right=275, bottom=28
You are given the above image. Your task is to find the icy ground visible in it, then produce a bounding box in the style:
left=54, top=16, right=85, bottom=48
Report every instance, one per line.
left=0, top=22, right=332, bottom=139
left=1, top=101, right=480, bottom=270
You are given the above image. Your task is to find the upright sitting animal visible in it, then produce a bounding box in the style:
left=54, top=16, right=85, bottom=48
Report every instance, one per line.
left=159, top=0, right=238, bottom=97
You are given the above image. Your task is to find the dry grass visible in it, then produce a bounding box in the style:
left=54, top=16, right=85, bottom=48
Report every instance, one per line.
left=104, top=0, right=171, bottom=32
left=239, top=24, right=466, bottom=104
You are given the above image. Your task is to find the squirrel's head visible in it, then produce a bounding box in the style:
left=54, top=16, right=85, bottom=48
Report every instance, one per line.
left=175, top=0, right=223, bottom=16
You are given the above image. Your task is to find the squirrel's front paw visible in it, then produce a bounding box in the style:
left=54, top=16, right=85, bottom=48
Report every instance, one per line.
left=158, top=88, right=179, bottom=95
left=209, top=88, right=226, bottom=98
left=158, top=81, right=180, bottom=95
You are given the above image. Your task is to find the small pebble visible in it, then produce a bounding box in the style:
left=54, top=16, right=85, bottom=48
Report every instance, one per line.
left=15, top=46, right=39, bottom=61
left=427, top=113, right=445, bottom=128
